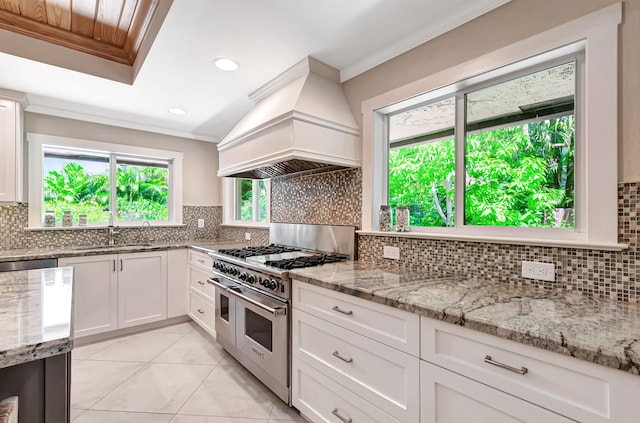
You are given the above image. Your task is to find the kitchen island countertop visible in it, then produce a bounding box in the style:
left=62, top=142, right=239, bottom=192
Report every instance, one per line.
left=0, top=267, right=74, bottom=369
left=290, top=261, right=640, bottom=376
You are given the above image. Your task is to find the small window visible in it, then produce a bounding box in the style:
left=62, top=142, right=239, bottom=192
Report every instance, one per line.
left=387, top=60, right=576, bottom=231
left=235, top=179, right=268, bottom=223
left=116, top=157, right=169, bottom=221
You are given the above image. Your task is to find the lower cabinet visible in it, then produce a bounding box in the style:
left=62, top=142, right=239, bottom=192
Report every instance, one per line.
left=187, top=249, right=216, bottom=335
left=420, top=361, right=573, bottom=423
left=60, top=251, right=167, bottom=337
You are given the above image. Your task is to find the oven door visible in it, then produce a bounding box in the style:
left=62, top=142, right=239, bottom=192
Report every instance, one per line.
left=232, top=285, right=288, bottom=387
left=210, top=276, right=236, bottom=350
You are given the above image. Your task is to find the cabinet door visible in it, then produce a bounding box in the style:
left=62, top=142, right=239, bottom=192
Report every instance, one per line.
left=0, top=99, right=21, bottom=203
left=421, top=361, right=574, bottom=423
left=59, top=255, right=118, bottom=338
left=118, top=251, right=167, bottom=328
left=167, top=248, right=188, bottom=318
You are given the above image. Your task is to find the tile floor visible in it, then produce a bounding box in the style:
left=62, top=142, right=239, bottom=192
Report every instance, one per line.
left=71, top=321, right=306, bottom=423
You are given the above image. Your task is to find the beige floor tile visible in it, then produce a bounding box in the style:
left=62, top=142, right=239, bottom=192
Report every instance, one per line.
left=145, top=322, right=197, bottom=335
left=72, top=338, right=119, bottom=360
left=171, top=416, right=268, bottom=423
left=269, top=400, right=305, bottom=421
left=153, top=327, right=225, bottom=365
left=178, top=364, right=276, bottom=419
left=91, top=363, right=213, bottom=414
left=74, top=410, right=174, bottom=422
left=89, top=332, right=185, bottom=362
left=71, top=409, right=86, bottom=422
left=71, top=360, right=145, bottom=409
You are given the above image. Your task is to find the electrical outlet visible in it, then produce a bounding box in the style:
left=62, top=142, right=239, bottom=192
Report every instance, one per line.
left=521, top=261, right=555, bottom=282
left=383, top=245, right=400, bottom=260
left=197, top=218, right=205, bottom=228
left=245, top=232, right=251, bottom=241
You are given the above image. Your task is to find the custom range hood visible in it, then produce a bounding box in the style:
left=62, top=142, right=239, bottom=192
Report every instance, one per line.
left=217, top=57, right=360, bottom=179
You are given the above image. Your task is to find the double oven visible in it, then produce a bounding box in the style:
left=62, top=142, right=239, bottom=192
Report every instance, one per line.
left=207, top=223, right=356, bottom=405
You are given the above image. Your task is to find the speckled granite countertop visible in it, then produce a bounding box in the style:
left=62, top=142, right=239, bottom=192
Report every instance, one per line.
left=0, top=267, right=74, bottom=369
left=0, top=240, right=245, bottom=262
left=290, top=262, right=640, bottom=376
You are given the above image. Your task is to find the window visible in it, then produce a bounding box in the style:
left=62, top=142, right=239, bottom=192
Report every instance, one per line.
left=362, top=5, right=622, bottom=249
left=29, top=134, right=183, bottom=228
left=387, top=61, right=576, bottom=230
left=223, top=178, right=270, bottom=226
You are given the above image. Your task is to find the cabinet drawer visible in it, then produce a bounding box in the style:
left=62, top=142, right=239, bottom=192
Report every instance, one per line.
left=293, top=309, right=419, bottom=423
left=189, top=289, right=215, bottom=335
left=421, top=360, right=574, bottom=423
left=293, top=358, right=401, bottom=423
left=189, top=249, right=213, bottom=271
left=292, top=280, right=419, bottom=355
left=189, top=266, right=215, bottom=300
left=422, top=317, right=621, bottom=423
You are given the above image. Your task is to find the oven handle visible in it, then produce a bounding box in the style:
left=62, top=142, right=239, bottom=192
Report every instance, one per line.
left=208, top=277, right=287, bottom=317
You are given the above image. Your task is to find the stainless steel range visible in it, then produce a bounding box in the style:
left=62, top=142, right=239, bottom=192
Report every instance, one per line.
left=207, top=223, right=356, bottom=405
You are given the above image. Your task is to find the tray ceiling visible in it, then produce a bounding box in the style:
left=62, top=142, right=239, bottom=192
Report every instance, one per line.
left=0, top=0, right=162, bottom=66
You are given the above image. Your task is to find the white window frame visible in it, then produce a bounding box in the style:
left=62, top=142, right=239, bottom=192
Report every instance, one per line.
left=222, top=177, right=271, bottom=227
left=27, top=133, right=184, bottom=228
left=360, top=4, right=624, bottom=250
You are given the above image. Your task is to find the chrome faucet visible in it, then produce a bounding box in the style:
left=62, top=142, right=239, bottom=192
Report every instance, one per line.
left=108, top=212, right=119, bottom=246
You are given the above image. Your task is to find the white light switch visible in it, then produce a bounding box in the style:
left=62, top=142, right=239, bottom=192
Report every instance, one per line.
left=197, top=219, right=205, bottom=228
left=245, top=232, right=251, bottom=241
left=521, top=261, right=555, bottom=282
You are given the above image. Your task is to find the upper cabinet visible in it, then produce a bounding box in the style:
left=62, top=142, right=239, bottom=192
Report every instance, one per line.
left=0, top=89, right=26, bottom=203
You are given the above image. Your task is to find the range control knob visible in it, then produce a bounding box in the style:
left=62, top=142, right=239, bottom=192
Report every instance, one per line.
left=268, top=280, right=278, bottom=290
left=232, top=267, right=239, bottom=276
left=239, top=272, right=248, bottom=280
left=246, top=274, right=256, bottom=283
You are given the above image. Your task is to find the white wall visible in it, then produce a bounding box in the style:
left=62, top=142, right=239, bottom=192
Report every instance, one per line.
left=24, top=112, right=222, bottom=206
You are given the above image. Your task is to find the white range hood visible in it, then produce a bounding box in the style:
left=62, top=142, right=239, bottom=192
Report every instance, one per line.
left=217, top=57, right=360, bottom=179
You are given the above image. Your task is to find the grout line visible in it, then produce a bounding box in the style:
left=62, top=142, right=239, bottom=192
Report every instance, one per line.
left=174, top=361, right=219, bottom=417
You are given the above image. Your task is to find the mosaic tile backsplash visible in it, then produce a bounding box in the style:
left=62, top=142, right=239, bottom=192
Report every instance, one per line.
left=0, top=205, right=222, bottom=250
left=219, top=226, right=270, bottom=246
left=271, top=168, right=361, bottom=228
left=358, top=182, right=640, bottom=302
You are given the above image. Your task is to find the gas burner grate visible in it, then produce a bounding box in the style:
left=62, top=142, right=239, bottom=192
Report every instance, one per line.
left=218, top=244, right=301, bottom=259
left=265, top=254, right=347, bottom=270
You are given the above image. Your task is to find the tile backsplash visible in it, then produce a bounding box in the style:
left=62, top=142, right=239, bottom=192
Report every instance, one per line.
left=0, top=205, right=222, bottom=250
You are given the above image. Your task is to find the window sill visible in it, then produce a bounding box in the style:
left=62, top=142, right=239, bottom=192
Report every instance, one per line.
left=221, top=223, right=270, bottom=229
left=356, top=230, right=628, bottom=251
left=25, top=223, right=186, bottom=231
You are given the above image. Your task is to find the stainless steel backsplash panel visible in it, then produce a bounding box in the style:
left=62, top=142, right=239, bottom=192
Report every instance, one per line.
left=270, top=223, right=356, bottom=259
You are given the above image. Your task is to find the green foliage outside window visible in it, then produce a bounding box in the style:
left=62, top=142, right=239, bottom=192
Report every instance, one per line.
left=388, top=116, right=575, bottom=228
left=43, top=162, right=169, bottom=223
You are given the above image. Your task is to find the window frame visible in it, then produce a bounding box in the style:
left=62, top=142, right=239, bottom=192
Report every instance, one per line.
left=222, top=177, right=270, bottom=227
left=27, top=133, right=184, bottom=228
left=360, top=4, right=624, bottom=250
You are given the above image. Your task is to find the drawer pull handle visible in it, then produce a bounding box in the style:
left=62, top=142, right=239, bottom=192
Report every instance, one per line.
left=332, top=350, right=353, bottom=363
left=197, top=308, right=205, bottom=314
left=332, top=306, right=353, bottom=316
left=332, top=408, right=352, bottom=423
left=197, top=259, right=205, bottom=263
left=484, top=355, right=528, bottom=375
left=197, top=280, right=205, bottom=285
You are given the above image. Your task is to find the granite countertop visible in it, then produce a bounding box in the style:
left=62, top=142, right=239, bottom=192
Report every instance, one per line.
left=0, top=240, right=245, bottom=262
left=0, top=267, right=74, bottom=369
left=290, top=261, right=640, bottom=376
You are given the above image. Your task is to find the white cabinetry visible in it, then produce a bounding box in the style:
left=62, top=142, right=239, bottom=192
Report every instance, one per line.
left=59, top=255, right=118, bottom=337
left=292, top=280, right=420, bottom=423
left=118, top=251, right=167, bottom=328
left=60, top=250, right=168, bottom=338
left=187, top=249, right=215, bottom=335
left=0, top=91, right=25, bottom=203
left=167, top=248, right=188, bottom=318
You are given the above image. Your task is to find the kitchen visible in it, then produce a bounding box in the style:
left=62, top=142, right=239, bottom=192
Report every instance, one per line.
left=0, top=0, right=639, bottom=422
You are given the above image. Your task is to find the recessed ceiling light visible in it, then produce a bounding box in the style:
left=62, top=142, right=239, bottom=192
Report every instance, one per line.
left=169, top=107, right=186, bottom=115
left=214, top=57, right=239, bottom=72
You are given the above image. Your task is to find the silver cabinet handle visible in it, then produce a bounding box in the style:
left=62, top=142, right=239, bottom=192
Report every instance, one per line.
left=197, top=280, right=205, bottom=285
left=332, top=350, right=353, bottom=363
left=484, top=355, right=528, bottom=375
left=120, top=259, right=123, bottom=271
left=113, top=259, right=116, bottom=272
left=332, top=306, right=353, bottom=316
left=197, top=259, right=205, bottom=263
left=197, top=308, right=205, bottom=314
left=332, top=408, right=352, bottom=423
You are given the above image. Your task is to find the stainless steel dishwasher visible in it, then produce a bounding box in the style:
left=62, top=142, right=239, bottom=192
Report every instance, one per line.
left=0, top=258, right=58, bottom=272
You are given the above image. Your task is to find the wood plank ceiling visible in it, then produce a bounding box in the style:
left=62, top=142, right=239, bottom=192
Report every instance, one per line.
left=0, top=0, right=160, bottom=65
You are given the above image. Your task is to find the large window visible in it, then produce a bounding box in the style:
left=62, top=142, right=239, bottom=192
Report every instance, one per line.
left=362, top=5, right=622, bottom=248
left=29, top=134, right=183, bottom=228
left=388, top=61, right=576, bottom=230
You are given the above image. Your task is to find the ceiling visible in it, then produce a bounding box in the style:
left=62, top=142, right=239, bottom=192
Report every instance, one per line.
left=0, top=0, right=511, bottom=142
